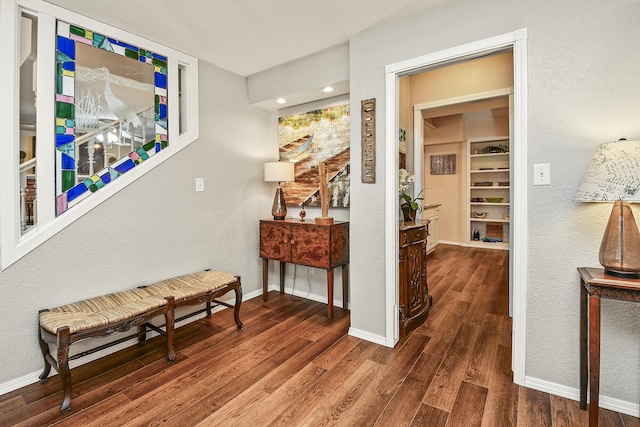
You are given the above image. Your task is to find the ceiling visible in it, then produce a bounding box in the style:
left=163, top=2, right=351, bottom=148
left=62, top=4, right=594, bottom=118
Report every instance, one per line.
left=44, top=0, right=449, bottom=78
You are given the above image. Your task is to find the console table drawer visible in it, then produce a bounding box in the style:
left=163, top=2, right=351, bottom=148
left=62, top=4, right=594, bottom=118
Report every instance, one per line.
left=401, top=225, right=427, bottom=245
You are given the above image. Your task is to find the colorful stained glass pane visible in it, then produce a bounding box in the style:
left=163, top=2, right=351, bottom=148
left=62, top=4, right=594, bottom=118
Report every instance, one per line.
left=159, top=103, right=167, bottom=119
left=66, top=183, right=88, bottom=202
left=61, top=170, right=75, bottom=192
left=154, top=72, right=167, bottom=89
left=93, top=33, right=105, bottom=47
left=56, top=101, right=74, bottom=119
left=56, top=133, right=74, bottom=147
left=61, top=153, right=75, bottom=169
left=123, top=49, right=136, bottom=60
left=143, top=141, right=155, bottom=152
left=153, top=53, right=167, bottom=61
left=114, top=159, right=135, bottom=174
left=62, top=61, right=75, bottom=71
left=136, top=148, right=149, bottom=160
left=57, top=36, right=75, bottom=60
left=69, top=25, right=84, bottom=37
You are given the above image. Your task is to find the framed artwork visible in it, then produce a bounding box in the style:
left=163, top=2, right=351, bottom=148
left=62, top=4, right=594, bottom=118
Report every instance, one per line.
left=361, top=98, right=375, bottom=183
left=278, top=104, right=350, bottom=207
left=430, top=154, right=456, bottom=175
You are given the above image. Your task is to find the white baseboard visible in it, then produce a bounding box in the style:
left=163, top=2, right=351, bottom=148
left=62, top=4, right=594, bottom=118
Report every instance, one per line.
left=347, top=327, right=387, bottom=346
left=525, top=375, right=640, bottom=418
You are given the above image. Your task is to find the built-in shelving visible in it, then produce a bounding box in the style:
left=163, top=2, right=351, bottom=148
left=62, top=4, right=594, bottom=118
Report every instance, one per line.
left=467, top=136, right=510, bottom=250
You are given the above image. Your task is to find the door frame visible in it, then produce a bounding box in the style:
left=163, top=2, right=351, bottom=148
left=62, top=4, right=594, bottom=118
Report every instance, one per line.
left=384, top=29, right=528, bottom=384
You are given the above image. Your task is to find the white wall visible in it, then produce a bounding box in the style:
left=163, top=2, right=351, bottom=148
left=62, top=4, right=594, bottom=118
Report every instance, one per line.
left=349, top=0, right=639, bottom=413
left=0, top=59, right=274, bottom=386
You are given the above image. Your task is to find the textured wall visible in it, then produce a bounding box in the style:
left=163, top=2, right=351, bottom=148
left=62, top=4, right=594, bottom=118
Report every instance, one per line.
left=349, top=0, right=639, bottom=408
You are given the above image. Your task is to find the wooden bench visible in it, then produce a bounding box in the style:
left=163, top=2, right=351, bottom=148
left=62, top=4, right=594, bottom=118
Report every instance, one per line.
left=38, top=270, right=243, bottom=412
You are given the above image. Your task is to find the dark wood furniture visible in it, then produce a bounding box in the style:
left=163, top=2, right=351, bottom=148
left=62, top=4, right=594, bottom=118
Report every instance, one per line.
left=578, top=267, right=640, bottom=426
left=38, top=270, right=243, bottom=412
left=260, top=219, right=349, bottom=319
left=399, top=220, right=432, bottom=336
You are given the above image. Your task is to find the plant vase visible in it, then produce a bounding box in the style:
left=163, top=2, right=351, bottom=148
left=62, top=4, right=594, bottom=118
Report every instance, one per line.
left=401, top=203, right=416, bottom=222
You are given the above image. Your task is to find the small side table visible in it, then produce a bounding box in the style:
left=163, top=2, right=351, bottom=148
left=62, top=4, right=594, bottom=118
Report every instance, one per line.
left=578, top=267, right=640, bottom=426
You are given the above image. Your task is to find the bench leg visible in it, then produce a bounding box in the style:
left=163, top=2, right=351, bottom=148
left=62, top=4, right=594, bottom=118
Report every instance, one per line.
left=38, top=312, right=52, bottom=383
left=56, top=327, right=72, bottom=413
left=165, top=297, right=176, bottom=361
left=137, top=323, right=148, bottom=344
left=234, top=277, right=244, bottom=330
left=206, top=301, right=212, bottom=318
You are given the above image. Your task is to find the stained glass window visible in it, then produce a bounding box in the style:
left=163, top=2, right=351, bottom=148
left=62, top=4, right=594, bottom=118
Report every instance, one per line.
left=54, top=21, right=168, bottom=215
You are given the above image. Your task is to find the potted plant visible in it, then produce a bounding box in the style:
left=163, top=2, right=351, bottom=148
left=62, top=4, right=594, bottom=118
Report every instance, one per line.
left=399, top=168, right=424, bottom=222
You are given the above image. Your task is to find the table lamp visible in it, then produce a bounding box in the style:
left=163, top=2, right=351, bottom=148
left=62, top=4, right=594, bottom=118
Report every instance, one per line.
left=575, top=139, right=640, bottom=277
left=264, top=161, right=295, bottom=220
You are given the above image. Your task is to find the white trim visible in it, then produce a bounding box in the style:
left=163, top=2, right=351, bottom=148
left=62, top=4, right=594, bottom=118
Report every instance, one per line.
left=384, top=29, right=528, bottom=382
left=525, top=376, right=640, bottom=418
left=0, top=0, right=199, bottom=270
left=413, top=87, right=514, bottom=112
left=385, top=71, right=400, bottom=347
left=348, top=327, right=387, bottom=347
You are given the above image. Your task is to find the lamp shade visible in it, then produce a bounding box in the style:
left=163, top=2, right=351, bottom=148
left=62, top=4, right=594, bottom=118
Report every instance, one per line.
left=575, top=139, right=640, bottom=202
left=264, top=161, right=294, bottom=183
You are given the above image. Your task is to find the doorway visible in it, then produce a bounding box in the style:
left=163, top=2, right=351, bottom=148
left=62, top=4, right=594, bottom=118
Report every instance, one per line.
left=384, top=29, right=528, bottom=384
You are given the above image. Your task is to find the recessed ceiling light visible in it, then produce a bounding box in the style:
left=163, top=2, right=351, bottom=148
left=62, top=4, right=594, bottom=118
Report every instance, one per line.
left=275, top=98, right=287, bottom=104
left=322, top=86, right=334, bottom=93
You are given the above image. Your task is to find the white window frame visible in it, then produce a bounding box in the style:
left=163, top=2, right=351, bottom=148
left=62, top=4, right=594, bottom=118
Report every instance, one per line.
left=0, top=0, right=199, bottom=270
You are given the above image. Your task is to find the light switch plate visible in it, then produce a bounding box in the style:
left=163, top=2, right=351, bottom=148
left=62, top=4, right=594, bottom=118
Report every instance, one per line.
left=195, top=178, right=205, bottom=192
left=533, top=164, right=550, bottom=186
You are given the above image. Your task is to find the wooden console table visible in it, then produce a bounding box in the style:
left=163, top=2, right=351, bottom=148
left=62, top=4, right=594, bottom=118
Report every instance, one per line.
left=260, top=219, right=349, bottom=319
left=578, top=267, right=640, bottom=426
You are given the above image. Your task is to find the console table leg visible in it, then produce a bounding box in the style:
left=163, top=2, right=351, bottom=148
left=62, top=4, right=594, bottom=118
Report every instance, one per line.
left=262, top=258, right=268, bottom=301
left=327, top=269, right=334, bottom=319
left=342, top=264, right=349, bottom=311
left=580, top=279, right=588, bottom=410
left=589, top=294, right=601, bottom=426
left=279, top=261, right=286, bottom=294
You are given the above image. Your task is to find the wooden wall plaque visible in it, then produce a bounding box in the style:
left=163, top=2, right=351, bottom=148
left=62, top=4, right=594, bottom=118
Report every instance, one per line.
left=361, top=98, right=376, bottom=183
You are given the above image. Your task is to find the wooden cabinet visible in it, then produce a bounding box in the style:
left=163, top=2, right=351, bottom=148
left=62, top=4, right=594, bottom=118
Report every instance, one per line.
left=399, top=221, right=432, bottom=336
left=467, top=136, right=510, bottom=249
left=422, top=204, right=440, bottom=255
left=259, top=219, right=349, bottom=319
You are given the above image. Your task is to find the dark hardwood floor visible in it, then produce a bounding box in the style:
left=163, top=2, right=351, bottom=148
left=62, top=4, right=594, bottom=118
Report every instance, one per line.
left=1, top=244, right=638, bottom=426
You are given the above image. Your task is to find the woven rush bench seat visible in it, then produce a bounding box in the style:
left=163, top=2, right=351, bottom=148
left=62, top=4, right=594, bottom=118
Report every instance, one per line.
left=38, top=270, right=243, bottom=413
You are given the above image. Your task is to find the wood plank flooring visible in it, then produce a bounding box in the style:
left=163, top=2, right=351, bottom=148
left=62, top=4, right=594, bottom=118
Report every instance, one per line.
left=1, top=244, right=638, bottom=426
